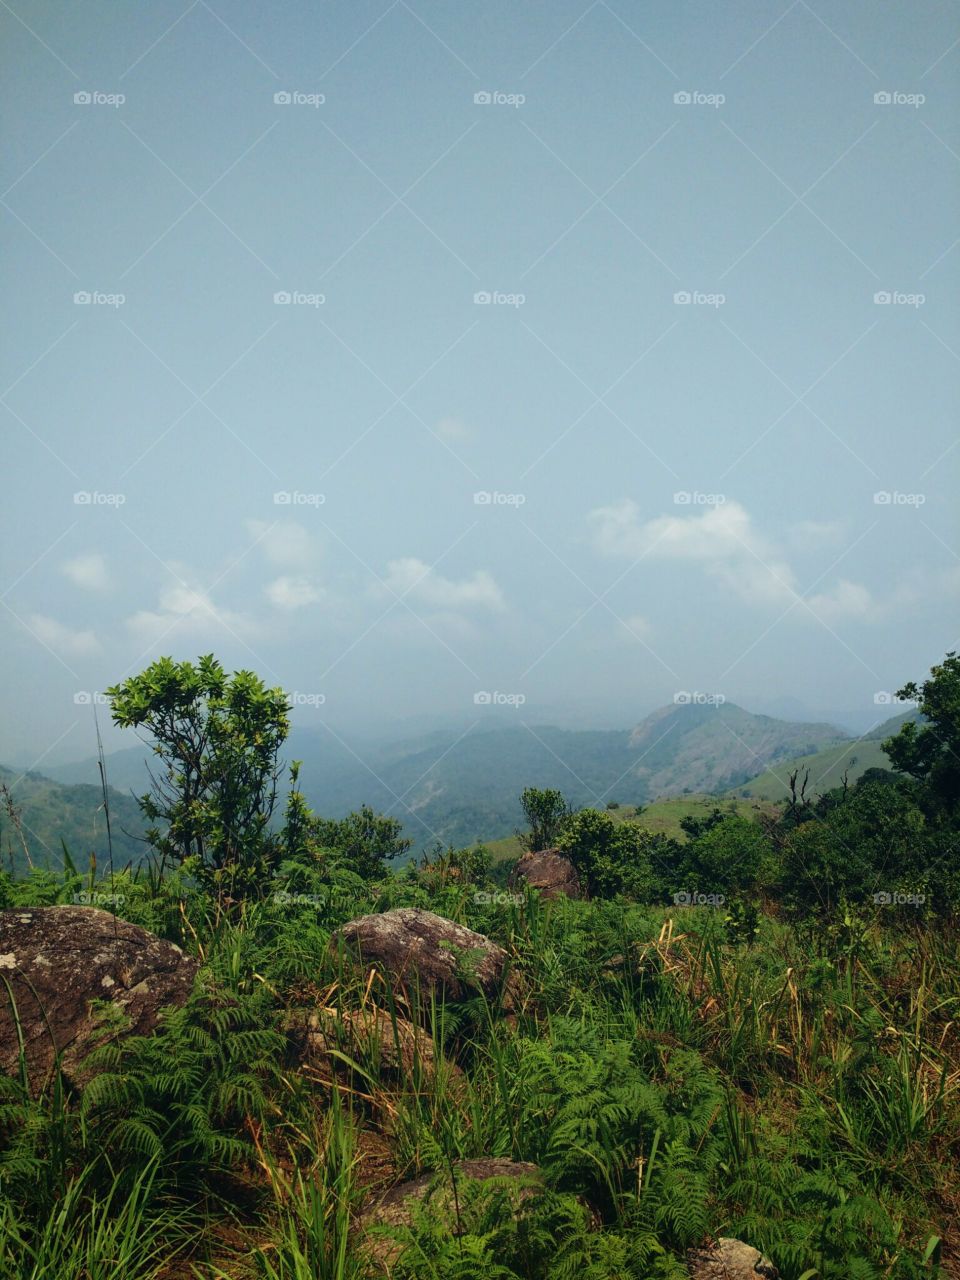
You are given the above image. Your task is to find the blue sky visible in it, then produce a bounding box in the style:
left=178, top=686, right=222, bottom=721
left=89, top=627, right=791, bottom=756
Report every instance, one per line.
left=2, top=0, right=959, bottom=765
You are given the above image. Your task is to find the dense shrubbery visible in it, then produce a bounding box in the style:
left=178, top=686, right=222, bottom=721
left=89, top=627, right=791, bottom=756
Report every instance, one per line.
left=0, top=653, right=957, bottom=1278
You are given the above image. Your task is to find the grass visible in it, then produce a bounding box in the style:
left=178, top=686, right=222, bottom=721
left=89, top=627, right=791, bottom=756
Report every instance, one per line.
left=726, top=740, right=893, bottom=802
left=1, top=854, right=957, bottom=1278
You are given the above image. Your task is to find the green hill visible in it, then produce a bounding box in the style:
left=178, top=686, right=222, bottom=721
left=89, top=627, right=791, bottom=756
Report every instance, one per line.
left=726, top=710, right=918, bottom=802
left=0, top=765, right=148, bottom=877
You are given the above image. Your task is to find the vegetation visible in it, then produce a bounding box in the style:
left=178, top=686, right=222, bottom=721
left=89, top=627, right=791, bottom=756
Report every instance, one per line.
left=0, top=652, right=958, bottom=1278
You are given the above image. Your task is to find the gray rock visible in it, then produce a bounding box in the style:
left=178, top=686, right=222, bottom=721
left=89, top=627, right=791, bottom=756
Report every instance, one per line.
left=511, top=848, right=582, bottom=899
left=298, top=1005, right=461, bottom=1085
left=688, top=1237, right=780, bottom=1280
left=332, top=908, right=516, bottom=1003
left=0, top=906, right=198, bottom=1094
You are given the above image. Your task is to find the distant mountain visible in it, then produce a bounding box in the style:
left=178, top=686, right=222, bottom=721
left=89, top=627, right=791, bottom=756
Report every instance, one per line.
left=728, top=710, right=919, bottom=802
left=0, top=764, right=148, bottom=877
left=21, top=703, right=850, bottom=857
left=626, top=702, right=846, bottom=799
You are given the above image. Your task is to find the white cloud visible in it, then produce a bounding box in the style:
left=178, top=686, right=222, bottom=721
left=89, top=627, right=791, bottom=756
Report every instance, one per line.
left=265, top=575, right=324, bottom=609
left=61, top=553, right=110, bottom=591
left=436, top=416, right=471, bottom=442
left=788, top=519, right=845, bottom=549
left=28, top=614, right=101, bottom=656
left=383, top=557, right=505, bottom=611
left=589, top=499, right=874, bottom=618
left=246, top=520, right=318, bottom=571
left=806, top=579, right=874, bottom=622
left=620, top=613, right=653, bottom=639
left=126, top=581, right=252, bottom=642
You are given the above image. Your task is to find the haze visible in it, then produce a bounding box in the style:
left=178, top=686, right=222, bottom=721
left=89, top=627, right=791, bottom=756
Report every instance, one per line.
left=3, top=0, right=958, bottom=768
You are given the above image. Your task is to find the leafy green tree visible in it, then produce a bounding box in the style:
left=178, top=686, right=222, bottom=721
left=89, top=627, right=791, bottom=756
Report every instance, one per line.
left=310, top=804, right=411, bottom=880
left=557, top=808, right=676, bottom=899
left=681, top=814, right=773, bottom=896
left=779, top=780, right=927, bottom=917
left=678, top=807, right=725, bottom=841
left=883, top=651, right=960, bottom=816
left=517, top=787, right=573, bottom=852
left=107, top=655, right=289, bottom=898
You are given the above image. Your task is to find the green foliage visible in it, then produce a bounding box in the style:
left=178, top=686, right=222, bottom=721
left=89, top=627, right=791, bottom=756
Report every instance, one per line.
left=884, top=651, right=960, bottom=816
left=518, top=788, right=573, bottom=853
left=107, top=654, right=290, bottom=899
left=2, top=651, right=958, bottom=1279
left=680, top=815, right=773, bottom=897
left=556, top=809, right=677, bottom=899
left=309, top=803, right=411, bottom=880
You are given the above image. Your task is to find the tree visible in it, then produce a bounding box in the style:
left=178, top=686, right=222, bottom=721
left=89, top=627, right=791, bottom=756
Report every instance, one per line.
left=778, top=780, right=927, bottom=917
left=517, top=787, right=572, bottom=852
left=107, top=655, right=289, bottom=898
left=556, top=808, right=676, bottom=899
left=883, top=651, right=960, bottom=816
left=681, top=814, right=773, bottom=896
left=310, top=805, right=411, bottom=880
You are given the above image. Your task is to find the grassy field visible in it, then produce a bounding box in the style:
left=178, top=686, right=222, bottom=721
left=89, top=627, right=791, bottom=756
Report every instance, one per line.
left=725, top=739, right=893, bottom=802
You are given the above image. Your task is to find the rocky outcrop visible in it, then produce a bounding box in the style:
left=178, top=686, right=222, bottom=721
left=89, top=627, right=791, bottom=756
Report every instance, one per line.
left=332, top=909, right=516, bottom=1004
left=511, top=848, right=582, bottom=899
left=358, top=1159, right=542, bottom=1272
left=0, top=906, right=198, bottom=1094
left=299, top=1005, right=456, bottom=1084
left=688, top=1238, right=780, bottom=1280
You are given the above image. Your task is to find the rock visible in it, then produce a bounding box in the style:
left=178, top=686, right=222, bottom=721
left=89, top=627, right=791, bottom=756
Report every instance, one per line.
left=358, top=1158, right=542, bottom=1272
left=688, top=1237, right=779, bottom=1280
left=332, top=909, right=516, bottom=1004
left=511, top=848, right=581, bottom=899
left=0, top=906, right=199, bottom=1094
left=300, top=1005, right=457, bottom=1084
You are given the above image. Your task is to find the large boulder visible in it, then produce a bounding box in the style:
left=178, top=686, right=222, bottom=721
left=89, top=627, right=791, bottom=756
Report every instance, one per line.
left=511, top=848, right=581, bottom=899
left=0, top=906, right=198, bottom=1094
left=358, top=1158, right=542, bottom=1272
left=332, top=909, right=516, bottom=1004
left=688, top=1238, right=779, bottom=1280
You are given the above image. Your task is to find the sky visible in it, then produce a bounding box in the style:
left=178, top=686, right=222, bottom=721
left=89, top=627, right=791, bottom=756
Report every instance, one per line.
left=2, top=0, right=959, bottom=768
